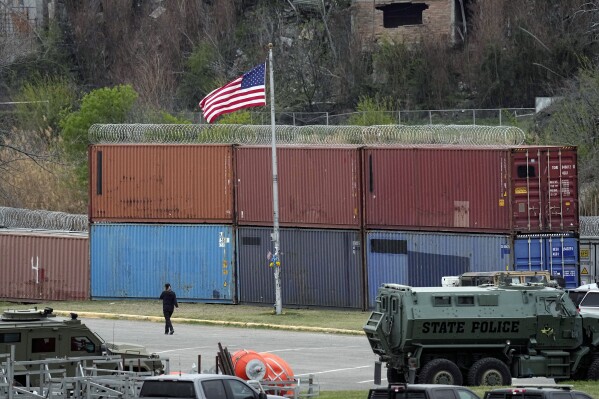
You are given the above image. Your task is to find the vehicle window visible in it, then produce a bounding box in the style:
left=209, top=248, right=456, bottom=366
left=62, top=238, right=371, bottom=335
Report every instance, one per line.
left=581, top=292, right=599, bottom=307
left=71, top=336, right=96, bottom=352
left=457, top=296, right=475, bottom=306
left=225, top=379, right=256, bottom=399
left=139, top=380, right=195, bottom=398
left=457, top=389, right=480, bottom=399
left=552, top=393, right=572, bottom=399
left=202, top=380, right=228, bottom=399
left=434, top=296, right=451, bottom=306
left=568, top=291, right=587, bottom=307
left=0, top=333, right=20, bottom=343
left=432, top=389, right=457, bottom=399
left=484, top=394, right=506, bottom=399
left=573, top=393, right=593, bottom=399
left=31, top=337, right=55, bottom=353
left=403, top=393, right=426, bottom=399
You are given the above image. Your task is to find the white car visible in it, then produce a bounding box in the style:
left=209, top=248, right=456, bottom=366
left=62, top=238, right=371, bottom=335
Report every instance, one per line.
left=139, top=374, right=289, bottom=399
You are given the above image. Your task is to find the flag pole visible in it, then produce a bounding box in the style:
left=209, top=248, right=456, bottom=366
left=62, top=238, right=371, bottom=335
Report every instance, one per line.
left=268, top=43, right=283, bottom=315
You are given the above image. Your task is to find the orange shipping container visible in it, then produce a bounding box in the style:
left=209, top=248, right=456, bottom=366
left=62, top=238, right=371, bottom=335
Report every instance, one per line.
left=89, top=145, right=234, bottom=223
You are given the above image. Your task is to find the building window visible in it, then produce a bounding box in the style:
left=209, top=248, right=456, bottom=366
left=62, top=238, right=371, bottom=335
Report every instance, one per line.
left=376, top=2, right=429, bottom=28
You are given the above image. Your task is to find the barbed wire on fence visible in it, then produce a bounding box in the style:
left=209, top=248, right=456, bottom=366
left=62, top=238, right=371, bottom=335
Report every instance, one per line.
left=581, top=216, right=599, bottom=237
left=88, top=124, right=527, bottom=146
left=0, top=207, right=88, bottom=232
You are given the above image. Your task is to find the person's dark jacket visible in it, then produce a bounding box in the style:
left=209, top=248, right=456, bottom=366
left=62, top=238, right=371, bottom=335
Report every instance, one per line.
left=160, top=290, right=178, bottom=312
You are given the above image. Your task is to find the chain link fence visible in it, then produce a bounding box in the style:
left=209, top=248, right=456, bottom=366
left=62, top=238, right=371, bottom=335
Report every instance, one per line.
left=0, top=207, right=88, bottom=232
left=89, top=124, right=527, bottom=146
left=581, top=216, right=599, bottom=237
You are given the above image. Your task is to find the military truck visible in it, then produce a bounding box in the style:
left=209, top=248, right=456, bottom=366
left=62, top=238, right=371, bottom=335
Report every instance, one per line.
left=0, top=307, right=163, bottom=385
left=364, top=283, right=599, bottom=386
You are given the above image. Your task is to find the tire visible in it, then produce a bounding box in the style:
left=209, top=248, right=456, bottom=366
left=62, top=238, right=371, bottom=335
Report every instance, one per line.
left=418, top=358, right=463, bottom=385
left=467, top=357, right=512, bottom=386
left=387, top=367, right=406, bottom=383
left=586, top=358, right=599, bottom=380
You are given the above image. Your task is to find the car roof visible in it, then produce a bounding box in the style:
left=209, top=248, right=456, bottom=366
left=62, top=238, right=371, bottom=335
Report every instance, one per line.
left=486, top=385, right=575, bottom=393
left=143, top=373, right=241, bottom=382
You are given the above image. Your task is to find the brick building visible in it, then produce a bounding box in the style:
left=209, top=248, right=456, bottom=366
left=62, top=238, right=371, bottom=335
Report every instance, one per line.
left=352, top=0, right=471, bottom=45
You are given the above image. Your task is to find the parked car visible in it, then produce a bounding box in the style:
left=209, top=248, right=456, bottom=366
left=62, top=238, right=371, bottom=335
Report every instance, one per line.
left=567, top=288, right=599, bottom=315
left=483, top=385, right=592, bottom=399
left=368, top=384, right=481, bottom=399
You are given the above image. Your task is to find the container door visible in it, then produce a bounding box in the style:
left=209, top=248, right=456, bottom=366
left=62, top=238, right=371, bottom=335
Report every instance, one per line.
left=511, top=147, right=578, bottom=233
left=541, top=148, right=578, bottom=232
left=514, top=236, right=545, bottom=272
left=545, top=236, right=579, bottom=289
left=512, top=149, right=543, bottom=232
left=514, top=235, right=579, bottom=289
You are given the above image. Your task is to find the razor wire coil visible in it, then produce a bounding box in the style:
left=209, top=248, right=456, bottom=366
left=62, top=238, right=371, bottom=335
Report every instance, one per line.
left=0, top=207, right=88, bottom=232
left=89, top=124, right=526, bottom=146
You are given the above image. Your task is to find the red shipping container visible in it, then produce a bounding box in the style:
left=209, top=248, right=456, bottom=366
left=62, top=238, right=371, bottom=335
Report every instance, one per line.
left=0, top=229, right=89, bottom=301
left=236, top=146, right=362, bottom=228
left=363, top=145, right=578, bottom=233
left=89, top=145, right=234, bottom=223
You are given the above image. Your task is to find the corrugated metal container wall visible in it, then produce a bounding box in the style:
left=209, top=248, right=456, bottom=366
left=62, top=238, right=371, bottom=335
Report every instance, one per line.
left=365, top=230, right=512, bottom=308
left=235, top=146, right=362, bottom=228
left=363, top=146, right=578, bottom=234
left=237, top=227, right=364, bottom=308
left=91, top=224, right=235, bottom=302
left=579, top=238, right=599, bottom=286
left=514, top=234, right=579, bottom=288
left=89, top=145, right=234, bottom=223
left=0, top=229, right=89, bottom=301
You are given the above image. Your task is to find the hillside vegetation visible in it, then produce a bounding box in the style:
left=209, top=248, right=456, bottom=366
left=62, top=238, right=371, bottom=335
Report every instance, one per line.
left=0, top=0, right=598, bottom=213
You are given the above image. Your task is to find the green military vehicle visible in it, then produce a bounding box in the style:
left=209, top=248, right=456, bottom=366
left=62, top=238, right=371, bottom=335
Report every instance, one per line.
left=364, top=283, right=599, bottom=386
left=0, top=307, right=164, bottom=385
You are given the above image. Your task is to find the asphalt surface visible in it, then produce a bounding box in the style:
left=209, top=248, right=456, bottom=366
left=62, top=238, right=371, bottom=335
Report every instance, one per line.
left=60, top=311, right=554, bottom=391
left=80, top=316, right=379, bottom=392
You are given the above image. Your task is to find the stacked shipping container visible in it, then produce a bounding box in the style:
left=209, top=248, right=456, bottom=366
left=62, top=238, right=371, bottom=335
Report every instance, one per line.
left=88, top=145, right=237, bottom=302
left=234, top=146, right=364, bottom=308
left=362, top=145, right=580, bottom=300
left=88, top=142, right=580, bottom=309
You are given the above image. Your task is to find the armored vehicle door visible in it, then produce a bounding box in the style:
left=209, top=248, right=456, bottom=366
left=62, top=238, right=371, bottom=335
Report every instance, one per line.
left=535, top=293, right=581, bottom=348
left=379, top=291, right=403, bottom=348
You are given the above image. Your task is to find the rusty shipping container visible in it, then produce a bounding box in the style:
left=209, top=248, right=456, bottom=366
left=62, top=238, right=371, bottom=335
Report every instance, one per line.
left=236, top=146, right=362, bottom=228
left=0, top=229, right=89, bottom=301
left=363, top=145, right=578, bottom=233
left=89, top=145, right=234, bottom=223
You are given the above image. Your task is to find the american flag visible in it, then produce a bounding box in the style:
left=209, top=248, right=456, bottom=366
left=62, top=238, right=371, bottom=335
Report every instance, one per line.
left=199, top=63, right=266, bottom=123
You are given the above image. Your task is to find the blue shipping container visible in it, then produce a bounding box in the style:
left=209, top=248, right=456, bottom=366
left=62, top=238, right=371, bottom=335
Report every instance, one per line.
left=91, top=224, right=235, bottom=302
left=366, top=231, right=513, bottom=308
left=514, top=234, right=579, bottom=288
left=237, top=227, right=364, bottom=309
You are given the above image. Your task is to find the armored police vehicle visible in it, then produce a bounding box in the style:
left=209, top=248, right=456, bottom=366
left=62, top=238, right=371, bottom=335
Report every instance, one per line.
left=0, top=307, right=163, bottom=385
left=364, top=283, right=599, bottom=386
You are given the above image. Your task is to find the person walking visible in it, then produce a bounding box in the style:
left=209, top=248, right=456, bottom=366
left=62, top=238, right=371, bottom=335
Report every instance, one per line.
left=160, top=283, right=178, bottom=335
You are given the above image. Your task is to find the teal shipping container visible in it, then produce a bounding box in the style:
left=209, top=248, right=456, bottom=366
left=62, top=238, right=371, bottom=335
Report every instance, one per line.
left=91, top=224, right=235, bottom=302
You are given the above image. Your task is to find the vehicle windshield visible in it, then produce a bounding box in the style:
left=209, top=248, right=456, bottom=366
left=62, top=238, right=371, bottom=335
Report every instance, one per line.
left=139, top=380, right=196, bottom=398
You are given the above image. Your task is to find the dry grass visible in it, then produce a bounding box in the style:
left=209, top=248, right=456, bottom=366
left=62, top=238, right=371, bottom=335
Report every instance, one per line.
left=0, top=300, right=369, bottom=333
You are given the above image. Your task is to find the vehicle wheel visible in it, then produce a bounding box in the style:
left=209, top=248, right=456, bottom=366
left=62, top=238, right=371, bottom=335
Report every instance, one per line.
left=418, top=359, right=463, bottom=385
left=586, top=358, right=599, bottom=380
left=387, top=367, right=406, bottom=383
left=467, top=357, right=512, bottom=386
